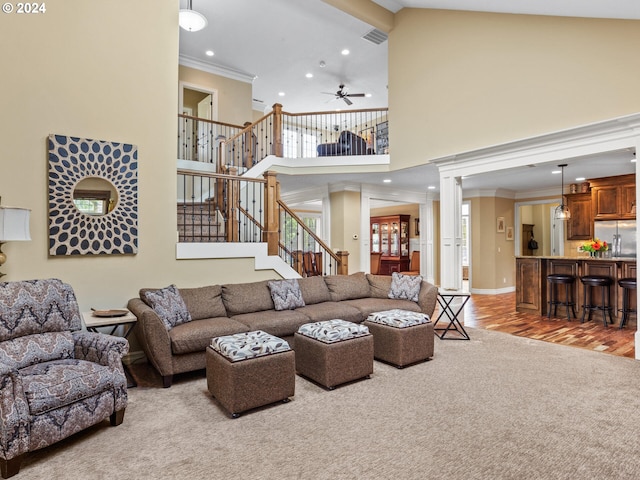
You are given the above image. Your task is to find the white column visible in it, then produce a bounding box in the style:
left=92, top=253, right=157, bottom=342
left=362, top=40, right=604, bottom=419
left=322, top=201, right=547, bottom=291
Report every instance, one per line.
left=420, top=197, right=435, bottom=284
left=439, top=172, right=463, bottom=290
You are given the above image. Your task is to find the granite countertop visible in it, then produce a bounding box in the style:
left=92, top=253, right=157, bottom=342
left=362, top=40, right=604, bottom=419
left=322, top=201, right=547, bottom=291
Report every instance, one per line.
left=516, top=255, right=636, bottom=262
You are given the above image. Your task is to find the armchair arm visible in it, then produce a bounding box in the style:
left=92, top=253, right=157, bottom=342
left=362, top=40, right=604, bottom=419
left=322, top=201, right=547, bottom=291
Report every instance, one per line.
left=417, top=281, right=438, bottom=319
left=72, top=331, right=129, bottom=368
left=0, top=363, right=29, bottom=461
left=127, top=298, right=174, bottom=377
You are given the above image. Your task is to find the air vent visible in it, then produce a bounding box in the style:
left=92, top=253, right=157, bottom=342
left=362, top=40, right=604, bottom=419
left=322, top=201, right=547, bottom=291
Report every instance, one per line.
left=362, top=28, right=388, bottom=45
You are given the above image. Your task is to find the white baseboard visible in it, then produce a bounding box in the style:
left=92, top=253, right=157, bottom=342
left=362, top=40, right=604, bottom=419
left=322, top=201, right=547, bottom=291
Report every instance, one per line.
left=470, top=286, right=516, bottom=295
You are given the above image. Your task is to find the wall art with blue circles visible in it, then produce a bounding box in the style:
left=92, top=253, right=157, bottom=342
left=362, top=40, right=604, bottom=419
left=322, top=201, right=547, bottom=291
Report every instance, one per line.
left=48, top=134, right=138, bottom=256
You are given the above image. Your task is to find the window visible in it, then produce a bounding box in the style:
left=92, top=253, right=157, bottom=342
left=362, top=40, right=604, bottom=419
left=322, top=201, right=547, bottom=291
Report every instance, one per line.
left=283, top=128, right=298, bottom=158
left=302, top=133, right=317, bottom=157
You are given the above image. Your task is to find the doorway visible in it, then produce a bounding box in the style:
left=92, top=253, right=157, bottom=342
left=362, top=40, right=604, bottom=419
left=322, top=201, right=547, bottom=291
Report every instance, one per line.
left=178, top=82, right=219, bottom=162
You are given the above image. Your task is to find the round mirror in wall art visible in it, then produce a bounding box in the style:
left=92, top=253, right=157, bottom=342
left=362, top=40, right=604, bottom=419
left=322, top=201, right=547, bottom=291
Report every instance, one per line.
left=48, top=134, right=138, bottom=256
left=72, top=177, right=119, bottom=216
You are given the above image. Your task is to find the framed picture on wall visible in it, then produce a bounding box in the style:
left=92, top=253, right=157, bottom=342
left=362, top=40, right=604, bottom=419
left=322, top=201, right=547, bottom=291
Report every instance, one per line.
left=497, top=216, right=505, bottom=233
left=506, top=226, right=514, bottom=241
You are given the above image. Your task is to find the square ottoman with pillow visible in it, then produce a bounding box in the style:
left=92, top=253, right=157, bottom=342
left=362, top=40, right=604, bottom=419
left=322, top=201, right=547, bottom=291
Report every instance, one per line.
left=294, top=319, right=373, bottom=389
left=363, top=309, right=434, bottom=368
left=206, top=330, right=295, bottom=418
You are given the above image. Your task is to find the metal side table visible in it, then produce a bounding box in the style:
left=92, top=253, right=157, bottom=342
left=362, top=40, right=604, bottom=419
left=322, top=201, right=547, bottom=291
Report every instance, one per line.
left=434, top=290, right=471, bottom=340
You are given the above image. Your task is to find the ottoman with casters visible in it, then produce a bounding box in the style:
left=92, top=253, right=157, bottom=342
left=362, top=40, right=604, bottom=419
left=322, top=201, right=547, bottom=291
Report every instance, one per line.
left=206, top=330, right=295, bottom=418
left=363, top=309, right=434, bottom=368
left=294, top=319, right=374, bottom=389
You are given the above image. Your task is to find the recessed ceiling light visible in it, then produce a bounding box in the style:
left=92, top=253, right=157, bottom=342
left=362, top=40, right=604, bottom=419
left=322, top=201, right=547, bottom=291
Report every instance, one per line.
left=632, top=158, right=637, bottom=163
left=428, top=185, right=436, bottom=190
left=278, top=92, right=285, bottom=97
left=365, top=93, right=372, bottom=98
left=551, top=170, right=561, bottom=174
left=383, top=179, right=392, bottom=183
left=575, top=177, right=586, bottom=181
left=341, top=49, right=350, bottom=55
left=205, top=50, right=214, bottom=56
left=305, top=73, right=313, bottom=78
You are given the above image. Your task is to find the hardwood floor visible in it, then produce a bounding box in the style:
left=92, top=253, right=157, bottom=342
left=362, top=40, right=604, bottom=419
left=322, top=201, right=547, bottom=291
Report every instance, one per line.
left=447, top=291, right=636, bottom=358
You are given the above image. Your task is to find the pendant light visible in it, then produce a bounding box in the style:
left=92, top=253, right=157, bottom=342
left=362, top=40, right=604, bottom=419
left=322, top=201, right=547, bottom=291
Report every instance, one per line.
left=554, top=164, right=571, bottom=220
left=179, top=0, right=207, bottom=32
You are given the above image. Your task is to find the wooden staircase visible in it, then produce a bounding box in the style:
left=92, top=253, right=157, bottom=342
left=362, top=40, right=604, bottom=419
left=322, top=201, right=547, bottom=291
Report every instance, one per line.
left=177, top=201, right=226, bottom=242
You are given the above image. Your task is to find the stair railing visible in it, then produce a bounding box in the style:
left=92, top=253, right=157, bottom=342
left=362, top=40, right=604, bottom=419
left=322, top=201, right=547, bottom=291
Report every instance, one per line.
left=177, top=168, right=348, bottom=275
left=177, top=114, right=243, bottom=164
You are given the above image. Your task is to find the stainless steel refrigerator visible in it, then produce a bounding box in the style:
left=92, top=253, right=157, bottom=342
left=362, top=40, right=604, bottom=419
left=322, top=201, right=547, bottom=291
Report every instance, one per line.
left=593, top=220, right=637, bottom=258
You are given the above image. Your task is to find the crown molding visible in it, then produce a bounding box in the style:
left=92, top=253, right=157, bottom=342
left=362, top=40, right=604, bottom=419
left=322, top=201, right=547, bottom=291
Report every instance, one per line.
left=179, top=55, right=256, bottom=84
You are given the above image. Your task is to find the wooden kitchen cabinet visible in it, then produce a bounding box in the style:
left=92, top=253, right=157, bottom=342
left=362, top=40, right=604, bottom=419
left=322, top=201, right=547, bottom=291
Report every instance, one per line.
left=590, top=174, right=636, bottom=220
left=565, top=193, right=593, bottom=240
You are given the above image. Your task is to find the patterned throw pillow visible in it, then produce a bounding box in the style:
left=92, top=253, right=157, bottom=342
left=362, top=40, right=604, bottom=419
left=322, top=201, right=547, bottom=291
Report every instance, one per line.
left=267, top=279, right=305, bottom=311
left=388, top=272, right=422, bottom=302
left=144, top=285, right=192, bottom=330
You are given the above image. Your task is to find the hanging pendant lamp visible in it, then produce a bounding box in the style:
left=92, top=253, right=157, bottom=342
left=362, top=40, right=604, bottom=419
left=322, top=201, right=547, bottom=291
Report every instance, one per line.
left=179, top=0, right=207, bottom=32
left=554, top=164, right=571, bottom=220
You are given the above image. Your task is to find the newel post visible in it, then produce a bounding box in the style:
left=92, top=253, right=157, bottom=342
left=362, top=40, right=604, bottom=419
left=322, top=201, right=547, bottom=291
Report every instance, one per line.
left=263, top=171, right=279, bottom=255
left=336, top=251, right=349, bottom=275
left=271, top=103, right=283, bottom=158
left=226, top=166, right=239, bottom=242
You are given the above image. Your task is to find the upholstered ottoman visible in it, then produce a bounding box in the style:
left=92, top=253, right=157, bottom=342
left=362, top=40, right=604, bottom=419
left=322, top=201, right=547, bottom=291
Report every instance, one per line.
left=294, top=319, right=374, bottom=389
left=206, top=330, right=295, bottom=418
left=363, top=309, right=434, bottom=368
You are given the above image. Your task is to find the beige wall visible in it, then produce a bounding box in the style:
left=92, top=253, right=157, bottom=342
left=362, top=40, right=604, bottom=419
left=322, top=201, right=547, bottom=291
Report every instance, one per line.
left=330, top=191, right=362, bottom=271
left=0, top=0, right=277, bottom=317
left=389, top=9, right=640, bottom=168
left=179, top=65, right=253, bottom=126
left=469, top=196, right=515, bottom=290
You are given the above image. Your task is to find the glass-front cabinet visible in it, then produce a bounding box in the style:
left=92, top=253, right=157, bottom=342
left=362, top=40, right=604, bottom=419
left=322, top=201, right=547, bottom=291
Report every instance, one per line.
left=370, top=214, right=411, bottom=275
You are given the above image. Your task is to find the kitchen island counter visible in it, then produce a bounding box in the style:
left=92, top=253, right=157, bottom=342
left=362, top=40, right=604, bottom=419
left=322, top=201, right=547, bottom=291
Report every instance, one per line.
left=515, top=256, right=636, bottom=323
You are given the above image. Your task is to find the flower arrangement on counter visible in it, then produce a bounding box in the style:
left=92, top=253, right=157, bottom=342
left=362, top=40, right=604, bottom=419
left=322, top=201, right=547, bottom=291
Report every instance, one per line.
left=581, top=238, right=608, bottom=253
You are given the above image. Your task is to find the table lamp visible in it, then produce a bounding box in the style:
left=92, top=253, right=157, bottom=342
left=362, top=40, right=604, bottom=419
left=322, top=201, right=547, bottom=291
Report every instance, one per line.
left=0, top=203, right=31, bottom=278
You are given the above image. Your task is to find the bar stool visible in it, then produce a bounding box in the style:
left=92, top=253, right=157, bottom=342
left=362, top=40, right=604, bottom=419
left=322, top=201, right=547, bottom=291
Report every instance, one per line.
left=580, top=275, right=614, bottom=327
left=546, top=274, right=577, bottom=321
left=617, top=278, right=637, bottom=329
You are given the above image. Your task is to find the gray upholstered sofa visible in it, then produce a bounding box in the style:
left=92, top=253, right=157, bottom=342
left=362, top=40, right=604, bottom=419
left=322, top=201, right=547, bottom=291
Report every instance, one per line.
left=128, top=272, right=438, bottom=387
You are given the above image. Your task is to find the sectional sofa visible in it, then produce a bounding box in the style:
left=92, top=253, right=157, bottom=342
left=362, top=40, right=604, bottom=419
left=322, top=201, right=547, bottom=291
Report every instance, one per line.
left=127, top=272, right=438, bottom=387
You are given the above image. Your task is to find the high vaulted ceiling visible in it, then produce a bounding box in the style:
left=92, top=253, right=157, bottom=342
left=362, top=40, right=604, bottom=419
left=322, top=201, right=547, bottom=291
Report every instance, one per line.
left=178, top=1, right=639, bottom=196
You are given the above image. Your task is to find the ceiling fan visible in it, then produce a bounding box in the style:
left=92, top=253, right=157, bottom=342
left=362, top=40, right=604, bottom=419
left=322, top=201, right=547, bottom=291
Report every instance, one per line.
left=322, top=84, right=365, bottom=105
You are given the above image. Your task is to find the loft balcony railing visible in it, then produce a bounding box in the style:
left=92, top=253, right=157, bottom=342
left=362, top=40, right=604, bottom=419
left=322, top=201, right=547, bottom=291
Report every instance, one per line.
left=177, top=168, right=348, bottom=275
left=178, top=114, right=243, bottom=163
left=178, top=104, right=389, bottom=172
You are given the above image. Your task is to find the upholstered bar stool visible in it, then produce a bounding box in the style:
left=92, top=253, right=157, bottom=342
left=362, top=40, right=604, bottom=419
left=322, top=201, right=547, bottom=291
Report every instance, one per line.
left=618, top=278, right=637, bottom=329
left=547, top=274, right=577, bottom=321
left=580, top=275, right=614, bottom=327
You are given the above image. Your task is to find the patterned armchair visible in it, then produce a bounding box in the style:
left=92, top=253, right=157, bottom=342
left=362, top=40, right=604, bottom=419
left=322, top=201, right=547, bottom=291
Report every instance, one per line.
left=0, top=279, right=128, bottom=478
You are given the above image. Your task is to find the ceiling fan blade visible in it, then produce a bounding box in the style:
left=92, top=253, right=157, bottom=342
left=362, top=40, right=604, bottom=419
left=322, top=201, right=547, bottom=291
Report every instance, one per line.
left=346, top=93, right=365, bottom=98
left=343, top=97, right=353, bottom=106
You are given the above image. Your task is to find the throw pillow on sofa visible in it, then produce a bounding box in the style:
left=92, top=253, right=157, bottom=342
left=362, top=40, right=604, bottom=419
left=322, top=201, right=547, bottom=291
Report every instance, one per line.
left=144, top=285, right=192, bottom=330
left=268, top=279, right=305, bottom=311
left=388, top=272, right=422, bottom=302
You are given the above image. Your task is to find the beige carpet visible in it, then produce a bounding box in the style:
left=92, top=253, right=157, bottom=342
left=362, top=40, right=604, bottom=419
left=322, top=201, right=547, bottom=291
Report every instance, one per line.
left=21, top=328, right=640, bottom=479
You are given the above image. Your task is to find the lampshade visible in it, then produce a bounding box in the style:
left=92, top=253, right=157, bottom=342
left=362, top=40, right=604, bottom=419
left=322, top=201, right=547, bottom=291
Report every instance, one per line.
left=179, top=1, right=207, bottom=32
left=0, top=206, right=31, bottom=242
